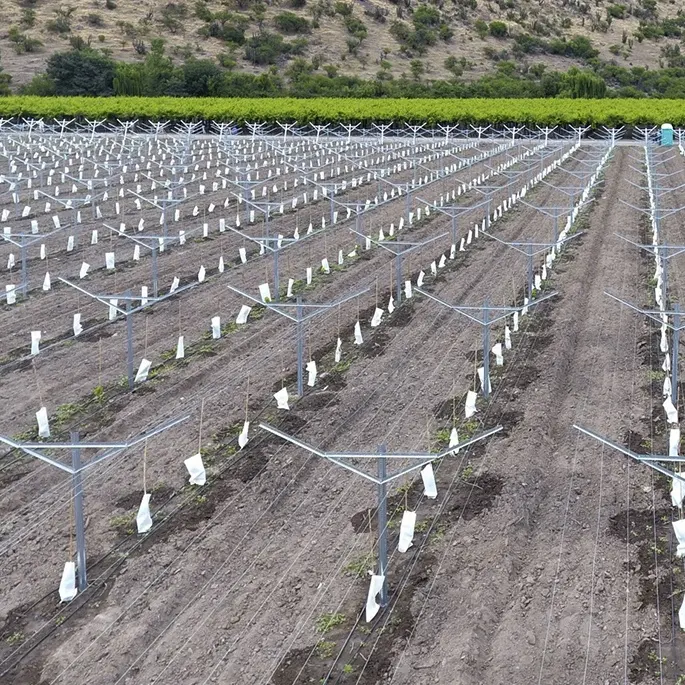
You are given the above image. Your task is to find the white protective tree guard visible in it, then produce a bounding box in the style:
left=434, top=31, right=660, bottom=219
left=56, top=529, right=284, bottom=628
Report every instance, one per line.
left=36, top=407, right=50, bottom=438
left=170, top=277, right=180, bottom=294
left=449, top=427, right=460, bottom=454
left=492, top=343, right=504, bottom=366
left=321, top=258, right=330, bottom=274
left=236, top=304, right=251, bottom=325
left=306, top=360, right=317, bottom=387
left=306, top=267, right=313, bottom=285
left=274, top=387, right=290, bottom=410
left=105, top=252, right=115, bottom=270
left=670, top=428, right=681, bottom=457
left=421, top=463, right=437, bottom=499
left=259, top=283, right=272, bottom=302
left=388, top=295, right=395, bottom=314
left=59, top=561, right=78, bottom=603
left=6, top=284, right=16, bottom=305
left=184, top=453, right=206, bottom=486
left=335, top=337, right=342, bottom=363
left=680, top=594, right=685, bottom=630
left=198, top=265, right=206, bottom=283
left=371, top=308, right=384, bottom=328
left=417, top=271, right=425, bottom=287
left=365, top=574, right=385, bottom=622
left=673, top=519, right=685, bottom=557
left=398, top=510, right=417, bottom=553
left=664, top=397, right=679, bottom=424
left=73, top=313, right=83, bottom=336
left=477, top=367, right=490, bottom=394
left=211, top=316, right=221, bottom=339
left=108, top=299, right=118, bottom=321
left=672, top=476, right=685, bottom=507
left=465, top=390, right=478, bottom=418
left=404, top=281, right=413, bottom=298
left=31, top=330, right=41, bottom=356
left=354, top=321, right=364, bottom=345
left=239, top=420, right=249, bottom=449
left=504, top=326, right=512, bottom=350
left=176, top=335, right=185, bottom=359
left=135, top=359, right=152, bottom=383
left=136, top=493, right=153, bottom=534
left=43, top=272, right=51, bottom=291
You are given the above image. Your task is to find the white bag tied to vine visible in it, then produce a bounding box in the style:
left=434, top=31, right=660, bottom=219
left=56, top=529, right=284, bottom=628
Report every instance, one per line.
left=274, top=387, right=289, bottom=410
left=371, top=308, right=383, bottom=328
left=366, top=574, right=385, bottom=622
left=388, top=295, right=395, bottom=314
left=421, top=463, right=437, bottom=499
left=211, top=316, right=221, bottom=339
left=492, top=343, right=504, bottom=366
left=184, top=453, right=206, bottom=486
left=404, top=281, right=413, bottom=299
left=36, top=407, right=50, bottom=438
left=238, top=420, right=250, bottom=449
left=59, top=561, right=78, bottom=603
left=449, top=427, right=460, bottom=454
left=670, top=428, right=681, bottom=456
left=31, top=330, right=41, bottom=356
left=664, top=397, right=679, bottom=424
left=465, top=390, right=478, bottom=418
left=176, top=335, right=185, bottom=360
left=135, top=359, right=152, bottom=383
left=398, top=511, right=416, bottom=553
left=673, top=519, right=685, bottom=557
left=306, top=360, right=318, bottom=387
left=504, top=326, right=512, bottom=350
left=236, top=304, right=251, bottom=325
left=73, top=313, right=83, bottom=337
left=354, top=321, right=364, bottom=345
left=136, top=493, right=152, bottom=534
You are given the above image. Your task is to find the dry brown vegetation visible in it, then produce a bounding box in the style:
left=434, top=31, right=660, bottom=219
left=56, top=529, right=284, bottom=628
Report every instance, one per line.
left=0, top=0, right=683, bottom=86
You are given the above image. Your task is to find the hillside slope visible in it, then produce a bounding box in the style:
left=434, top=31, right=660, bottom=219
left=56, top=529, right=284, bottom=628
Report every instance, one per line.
left=0, top=0, right=682, bottom=88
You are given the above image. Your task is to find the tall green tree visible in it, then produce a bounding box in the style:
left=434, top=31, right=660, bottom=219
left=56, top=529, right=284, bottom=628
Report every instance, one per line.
left=46, top=48, right=115, bottom=96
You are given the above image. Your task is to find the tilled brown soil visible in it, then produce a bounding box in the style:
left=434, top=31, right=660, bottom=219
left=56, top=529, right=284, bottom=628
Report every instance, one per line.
left=0, top=140, right=659, bottom=685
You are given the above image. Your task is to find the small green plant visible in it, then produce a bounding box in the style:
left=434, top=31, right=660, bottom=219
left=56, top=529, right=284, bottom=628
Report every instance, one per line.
left=461, top=463, right=474, bottom=480
left=92, top=385, right=106, bottom=404
left=342, top=663, right=355, bottom=675
left=316, top=640, right=336, bottom=658
left=46, top=6, right=75, bottom=34
left=55, top=615, right=66, bottom=626
left=342, top=554, right=373, bottom=578
left=6, top=632, right=24, bottom=645
left=110, top=512, right=136, bottom=535
left=316, top=612, right=346, bottom=634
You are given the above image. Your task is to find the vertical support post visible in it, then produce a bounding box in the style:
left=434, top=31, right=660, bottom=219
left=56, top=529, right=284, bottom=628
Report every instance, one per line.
left=405, top=189, right=411, bottom=222
left=126, top=293, right=134, bottom=391
left=151, top=245, right=158, bottom=299
left=71, top=431, right=87, bottom=592
left=662, top=251, right=668, bottom=299
left=395, top=251, right=402, bottom=306
left=377, top=444, right=388, bottom=607
left=482, top=300, right=491, bottom=398
left=527, top=240, right=534, bottom=301
left=296, top=297, right=304, bottom=397
left=451, top=213, right=457, bottom=245
left=330, top=192, right=334, bottom=226
left=553, top=213, right=558, bottom=245
left=673, top=303, right=680, bottom=404
left=486, top=197, right=491, bottom=229
left=273, top=245, right=280, bottom=303
left=21, top=241, right=28, bottom=298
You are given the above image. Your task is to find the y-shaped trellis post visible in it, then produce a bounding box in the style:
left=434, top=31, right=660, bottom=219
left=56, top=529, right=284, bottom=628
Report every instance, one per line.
left=481, top=230, right=583, bottom=301
left=2, top=226, right=64, bottom=298
left=606, top=292, right=685, bottom=404
left=348, top=226, right=449, bottom=305
left=574, top=424, right=685, bottom=497
left=0, top=414, right=187, bottom=592
left=227, top=285, right=369, bottom=397
left=415, top=289, right=557, bottom=397
left=258, top=421, right=502, bottom=606
left=57, top=277, right=193, bottom=390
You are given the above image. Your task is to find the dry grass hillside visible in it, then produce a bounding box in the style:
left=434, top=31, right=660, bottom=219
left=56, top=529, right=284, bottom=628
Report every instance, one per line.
left=0, top=0, right=683, bottom=87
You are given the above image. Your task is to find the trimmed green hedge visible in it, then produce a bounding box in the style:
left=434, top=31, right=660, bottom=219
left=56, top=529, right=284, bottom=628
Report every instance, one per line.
left=0, top=96, right=683, bottom=125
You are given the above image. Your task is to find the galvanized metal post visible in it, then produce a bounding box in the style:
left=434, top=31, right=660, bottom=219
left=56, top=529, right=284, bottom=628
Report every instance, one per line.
left=20, top=241, right=28, bottom=298
left=296, top=297, right=304, bottom=397
left=527, top=240, right=534, bottom=301
left=395, top=251, right=402, bottom=306
left=71, top=431, right=87, bottom=592
left=151, top=245, right=158, bottom=299
left=673, top=303, right=680, bottom=404
left=482, top=300, right=491, bottom=398
left=377, top=444, right=388, bottom=607
left=126, top=292, right=134, bottom=391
